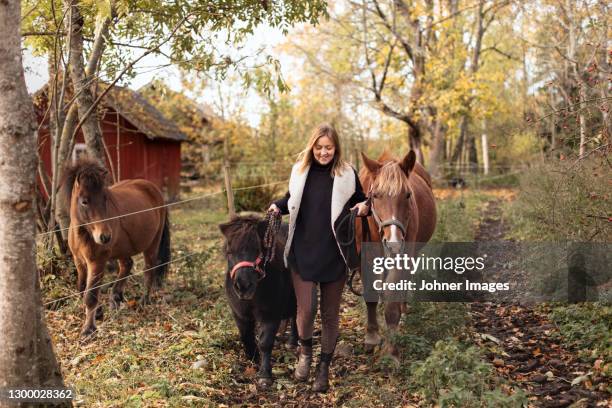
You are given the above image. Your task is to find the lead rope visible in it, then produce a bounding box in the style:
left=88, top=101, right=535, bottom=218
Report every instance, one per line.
left=262, top=211, right=282, bottom=267
left=337, top=203, right=371, bottom=297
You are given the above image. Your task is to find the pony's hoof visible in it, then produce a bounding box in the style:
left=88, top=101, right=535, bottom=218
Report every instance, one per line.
left=80, top=326, right=97, bottom=339
left=364, top=332, right=382, bottom=352
left=256, top=376, right=273, bottom=390
left=109, top=293, right=124, bottom=309
left=382, top=345, right=401, bottom=368
left=383, top=354, right=400, bottom=368
left=95, top=306, right=104, bottom=320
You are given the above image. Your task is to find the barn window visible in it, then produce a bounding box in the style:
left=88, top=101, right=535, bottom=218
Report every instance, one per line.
left=72, top=143, right=87, bottom=163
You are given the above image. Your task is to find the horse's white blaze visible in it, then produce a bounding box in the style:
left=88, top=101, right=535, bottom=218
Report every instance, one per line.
left=92, top=232, right=104, bottom=245
left=389, top=216, right=401, bottom=243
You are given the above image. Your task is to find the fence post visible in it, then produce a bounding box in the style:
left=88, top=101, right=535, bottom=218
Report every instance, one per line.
left=223, top=134, right=236, bottom=218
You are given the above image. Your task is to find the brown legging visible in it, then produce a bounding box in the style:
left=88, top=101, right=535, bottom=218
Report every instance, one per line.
left=291, top=268, right=346, bottom=354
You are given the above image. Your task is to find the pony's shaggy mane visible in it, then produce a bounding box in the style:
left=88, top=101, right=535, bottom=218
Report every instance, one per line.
left=61, top=159, right=109, bottom=203
left=221, top=215, right=263, bottom=254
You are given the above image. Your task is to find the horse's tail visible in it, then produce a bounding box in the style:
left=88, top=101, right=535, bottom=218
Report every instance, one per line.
left=155, top=212, right=171, bottom=287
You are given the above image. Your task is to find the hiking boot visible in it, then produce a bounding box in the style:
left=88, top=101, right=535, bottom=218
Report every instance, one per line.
left=294, top=338, right=313, bottom=382
left=312, top=352, right=332, bottom=393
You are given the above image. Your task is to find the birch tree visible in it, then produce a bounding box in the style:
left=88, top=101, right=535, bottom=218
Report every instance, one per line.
left=0, top=0, right=65, bottom=397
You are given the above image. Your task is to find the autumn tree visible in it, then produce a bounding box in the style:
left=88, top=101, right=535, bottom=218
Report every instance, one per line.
left=527, top=0, right=609, bottom=158
left=22, top=0, right=327, bottom=240
left=0, top=0, right=65, bottom=398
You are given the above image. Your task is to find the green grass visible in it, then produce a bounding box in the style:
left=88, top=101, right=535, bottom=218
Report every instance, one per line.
left=431, top=191, right=491, bottom=242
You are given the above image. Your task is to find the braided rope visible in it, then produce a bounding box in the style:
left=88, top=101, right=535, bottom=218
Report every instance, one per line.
left=262, top=211, right=282, bottom=266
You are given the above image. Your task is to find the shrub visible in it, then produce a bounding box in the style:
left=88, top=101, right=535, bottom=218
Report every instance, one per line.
left=411, top=339, right=527, bottom=407
left=549, top=303, right=612, bottom=366
left=507, top=156, right=610, bottom=242
left=232, top=173, right=281, bottom=213
left=173, top=244, right=217, bottom=293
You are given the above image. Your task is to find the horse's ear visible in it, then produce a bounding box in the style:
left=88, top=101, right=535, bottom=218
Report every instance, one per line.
left=218, top=221, right=237, bottom=239
left=400, top=150, right=417, bottom=175
left=361, top=152, right=381, bottom=174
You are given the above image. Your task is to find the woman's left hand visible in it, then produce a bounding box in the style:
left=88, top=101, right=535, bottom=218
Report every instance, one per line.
left=351, top=201, right=370, bottom=216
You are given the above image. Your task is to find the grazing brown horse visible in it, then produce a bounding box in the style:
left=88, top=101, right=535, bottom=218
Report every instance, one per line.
left=62, top=159, right=171, bottom=337
left=357, top=150, right=436, bottom=361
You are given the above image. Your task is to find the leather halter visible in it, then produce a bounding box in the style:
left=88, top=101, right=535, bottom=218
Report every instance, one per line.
left=367, top=186, right=408, bottom=240
left=230, top=255, right=266, bottom=281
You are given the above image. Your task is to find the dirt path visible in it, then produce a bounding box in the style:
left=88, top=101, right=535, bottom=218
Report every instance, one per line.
left=471, top=200, right=610, bottom=407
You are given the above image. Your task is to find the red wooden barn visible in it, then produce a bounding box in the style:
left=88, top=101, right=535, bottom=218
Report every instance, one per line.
left=34, top=85, right=187, bottom=201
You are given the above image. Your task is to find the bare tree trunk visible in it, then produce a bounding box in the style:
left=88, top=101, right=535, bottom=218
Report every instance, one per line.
left=0, top=0, right=65, bottom=394
left=409, top=126, right=424, bottom=165
left=65, top=0, right=105, bottom=163
left=467, top=133, right=478, bottom=173
left=54, top=8, right=111, bottom=241
left=452, top=116, right=468, bottom=167
left=565, top=0, right=587, bottom=157
left=452, top=0, right=485, bottom=171
left=578, top=84, right=586, bottom=157
left=481, top=120, right=489, bottom=176
left=428, top=119, right=446, bottom=179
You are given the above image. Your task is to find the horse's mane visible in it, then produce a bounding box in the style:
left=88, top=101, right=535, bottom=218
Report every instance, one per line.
left=61, top=159, right=109, bottom=203
left=369, top=152, right=410, bottom=196
left=221, top=215, right=262, bottom=254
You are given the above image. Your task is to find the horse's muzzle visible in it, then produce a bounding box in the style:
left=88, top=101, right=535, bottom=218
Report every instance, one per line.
left=233, top=278, right=256, bottom=301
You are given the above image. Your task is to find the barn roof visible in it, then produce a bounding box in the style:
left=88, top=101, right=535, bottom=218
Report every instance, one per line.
left=33, top=83, right=187, bottom=142
left=100, top=85, right=187, bottom=142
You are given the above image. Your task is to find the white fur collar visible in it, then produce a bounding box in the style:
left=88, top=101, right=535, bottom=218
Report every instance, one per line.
left=283, top=161, right=356, bottom=266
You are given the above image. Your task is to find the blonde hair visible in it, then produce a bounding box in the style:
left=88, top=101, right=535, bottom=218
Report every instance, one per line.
left=297, top=123, right=347, bottom=177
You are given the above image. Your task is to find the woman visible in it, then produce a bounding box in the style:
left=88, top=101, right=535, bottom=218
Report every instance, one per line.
left=268, top=123, right=369, bottom=392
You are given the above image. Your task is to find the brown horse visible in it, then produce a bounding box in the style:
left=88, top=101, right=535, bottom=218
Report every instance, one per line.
left=357, top=150, right=436, bottom=361
left=62, top=159, right=171, bottom=337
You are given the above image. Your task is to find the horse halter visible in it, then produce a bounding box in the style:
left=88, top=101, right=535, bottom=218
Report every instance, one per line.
left=230, top=256, right=266, bottom=281
left=367, top=187, right=408, bottom=241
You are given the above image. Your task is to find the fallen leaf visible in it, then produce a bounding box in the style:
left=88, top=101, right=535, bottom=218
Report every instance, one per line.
left=571, top=372, right=592, bottom=386
left=480, top=333, right=501, bottom=345
left=493, top=358, right=505, bottom=367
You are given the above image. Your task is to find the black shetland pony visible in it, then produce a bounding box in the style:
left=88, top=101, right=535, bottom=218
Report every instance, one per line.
left=219, top=215, right=297, bottom=389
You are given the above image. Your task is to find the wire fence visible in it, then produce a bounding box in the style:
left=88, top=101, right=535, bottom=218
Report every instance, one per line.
left=40, top=177, right=290, bottom=308
left=39, top=162, right=528, bottom=308
left=38, top=179, right=288, bottom=237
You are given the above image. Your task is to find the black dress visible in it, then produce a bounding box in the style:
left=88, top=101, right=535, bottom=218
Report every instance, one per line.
left=274, top=161, right=366, bottom=283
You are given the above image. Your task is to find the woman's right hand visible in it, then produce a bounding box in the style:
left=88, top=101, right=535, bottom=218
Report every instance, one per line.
left=268, top=203, right=280, bottom=214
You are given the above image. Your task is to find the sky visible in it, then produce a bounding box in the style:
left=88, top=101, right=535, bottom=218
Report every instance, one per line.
left=23, top=24, right=298, bottom=127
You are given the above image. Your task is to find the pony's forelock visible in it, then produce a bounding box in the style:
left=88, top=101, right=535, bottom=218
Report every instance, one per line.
left=61, top=159, right=108, bottom=202
left=221, top=216, right=263, bottom=255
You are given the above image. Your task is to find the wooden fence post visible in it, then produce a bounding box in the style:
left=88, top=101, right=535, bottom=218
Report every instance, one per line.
left=223, top=134, right=235, bottom=218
